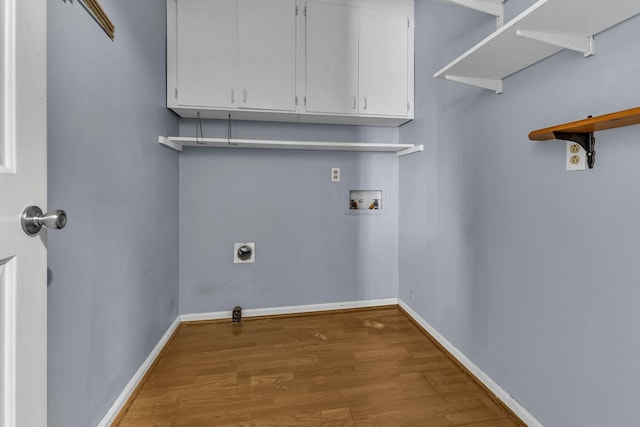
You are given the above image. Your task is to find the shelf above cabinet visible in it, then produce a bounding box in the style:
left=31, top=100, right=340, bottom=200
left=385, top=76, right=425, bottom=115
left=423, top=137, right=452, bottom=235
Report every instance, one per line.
left=159, top=136, right=423, bottom=157
left=434, top=0, right=640, bottom=93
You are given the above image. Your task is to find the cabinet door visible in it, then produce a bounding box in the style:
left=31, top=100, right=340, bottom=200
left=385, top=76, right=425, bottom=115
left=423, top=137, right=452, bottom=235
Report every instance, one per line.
left=359, top=8, right=408, bottom=117
left=305, top=1, right=359, bottom=115
left=239, top=0, right=297, bottom=111
left=176, top=0, right=238, bottom=108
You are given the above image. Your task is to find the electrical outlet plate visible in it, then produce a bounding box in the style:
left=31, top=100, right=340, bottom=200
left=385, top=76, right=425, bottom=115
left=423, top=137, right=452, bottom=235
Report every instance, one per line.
left=566, top=142, right=586, bottom=171
left=331, top=167, right=340, bottom=182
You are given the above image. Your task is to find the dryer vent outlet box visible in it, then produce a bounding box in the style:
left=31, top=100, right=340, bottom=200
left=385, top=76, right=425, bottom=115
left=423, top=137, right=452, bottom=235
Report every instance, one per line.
left=234, top=243, right=255, bottom=263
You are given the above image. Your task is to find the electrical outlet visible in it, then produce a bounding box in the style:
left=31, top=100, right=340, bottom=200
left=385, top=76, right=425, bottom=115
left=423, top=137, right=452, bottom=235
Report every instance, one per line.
left=566, top=142, right=586, bottom=171
left=331, top=167, right=340, bottom=182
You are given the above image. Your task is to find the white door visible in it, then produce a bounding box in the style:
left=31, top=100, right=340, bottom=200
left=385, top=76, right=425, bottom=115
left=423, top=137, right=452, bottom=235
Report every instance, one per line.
left=176, top=0, right=239, bottom=108
left=305, top=1, right=358, bottom=114
left=1, top=0, right=48, bottom=425
left=238, top=0, right=297, bottom=111
left=359, top=7, right=409, bottom=117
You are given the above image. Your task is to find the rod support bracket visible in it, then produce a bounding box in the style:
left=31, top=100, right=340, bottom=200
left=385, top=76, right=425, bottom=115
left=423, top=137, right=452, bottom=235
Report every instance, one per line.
left=553, top=131, right=596, bottom=169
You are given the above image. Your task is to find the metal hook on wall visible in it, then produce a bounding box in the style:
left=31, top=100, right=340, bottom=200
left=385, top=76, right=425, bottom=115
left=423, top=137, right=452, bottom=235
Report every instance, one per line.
left=195, top=112, right=206, bottom=145
left=228, top=113, right=238, bottom=146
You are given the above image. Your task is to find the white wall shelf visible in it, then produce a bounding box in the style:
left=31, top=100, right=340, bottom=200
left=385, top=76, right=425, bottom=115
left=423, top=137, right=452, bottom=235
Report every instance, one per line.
left=443, top=0, right=504, bottom=27
left=434, top=0, right=640, bottom=93
left=159, top=136, right=423, bottom=157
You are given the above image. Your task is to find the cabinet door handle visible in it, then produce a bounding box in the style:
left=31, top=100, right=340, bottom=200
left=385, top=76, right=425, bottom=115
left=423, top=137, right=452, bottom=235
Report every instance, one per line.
left=353, top=97, right=356, bottom=110
left=231, top=89, right=235, bottom=104
left=363, top=97, right=367, bottom=110
left=243, top=89, right=247, bottom=104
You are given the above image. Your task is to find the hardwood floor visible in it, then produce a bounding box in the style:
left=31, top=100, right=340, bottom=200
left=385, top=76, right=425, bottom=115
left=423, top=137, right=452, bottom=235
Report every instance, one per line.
left=114, top=307, right=524, bottom=426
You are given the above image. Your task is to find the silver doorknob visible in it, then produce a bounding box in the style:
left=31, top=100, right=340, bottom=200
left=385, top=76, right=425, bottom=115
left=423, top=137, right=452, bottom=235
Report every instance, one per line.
left=21, top=206, right=67, bottom=236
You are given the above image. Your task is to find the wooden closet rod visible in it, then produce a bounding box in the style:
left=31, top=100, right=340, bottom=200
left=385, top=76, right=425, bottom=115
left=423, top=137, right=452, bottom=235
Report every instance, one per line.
left=81, top=0, right=115, bottom=39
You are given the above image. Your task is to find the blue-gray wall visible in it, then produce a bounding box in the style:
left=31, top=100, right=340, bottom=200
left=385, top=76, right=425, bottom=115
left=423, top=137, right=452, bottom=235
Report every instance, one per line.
left=399, top=1, right=640, bottom=426
left=47, top=1, right=179, bottom=426
left=178, top=120, right=400, bottom=314
left=48, top=0, right=640, bottom=425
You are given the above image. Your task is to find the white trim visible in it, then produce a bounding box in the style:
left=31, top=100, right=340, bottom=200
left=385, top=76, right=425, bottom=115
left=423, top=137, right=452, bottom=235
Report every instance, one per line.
left=180, top=298, right=400, bottom=322
left=96, top=316, right=181, bottom=427
left=0, top=0, right=16, bottom=174
left=398, top=299, right=543, bottom=427
left=1, top=257, right=16, bottom=427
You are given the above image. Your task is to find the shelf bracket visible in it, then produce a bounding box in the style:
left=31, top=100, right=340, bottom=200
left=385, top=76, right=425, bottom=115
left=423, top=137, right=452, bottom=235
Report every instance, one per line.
left=445, top=75, right=503, bottom=94
left=444, top=0, right=504, bottom=27
left=444, top=0, right=502, bottom=17
left=516, top=30, right=595, bottom=57
left=397, top=145, right=424, bottom=157
left=553, top=131, right=596, bottom=169
left=159, top=136, right=183, bottom=152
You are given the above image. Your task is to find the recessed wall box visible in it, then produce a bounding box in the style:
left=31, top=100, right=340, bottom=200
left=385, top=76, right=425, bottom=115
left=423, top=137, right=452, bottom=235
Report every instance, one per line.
left=348, top=190, right=383, bottom=213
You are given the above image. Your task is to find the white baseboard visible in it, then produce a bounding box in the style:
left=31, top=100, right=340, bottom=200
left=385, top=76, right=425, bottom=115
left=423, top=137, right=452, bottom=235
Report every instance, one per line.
left=97, top=316, right=181, bottom=427
left=398, top=299, right=542, bottom=427
left=180, top=298, right=399, bottom=322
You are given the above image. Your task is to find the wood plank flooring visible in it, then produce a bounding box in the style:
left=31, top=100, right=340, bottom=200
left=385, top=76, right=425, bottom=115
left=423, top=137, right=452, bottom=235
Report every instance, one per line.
left=114, top=307, right=524, bottom=426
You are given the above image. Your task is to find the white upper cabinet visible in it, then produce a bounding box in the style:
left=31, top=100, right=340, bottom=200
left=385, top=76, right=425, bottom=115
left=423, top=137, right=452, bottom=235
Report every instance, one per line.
left=167, top=0, right=414, bottom=126
left=305, top=2, right=359, bottom=115
left=359, top=7, right=409, bottom=117
left=171, top=0, right=296, bottom=112
left=304, top=1, right=411, bottom=119
left=176, top=0, right=238, bottom=109
left=239, top=0, right=297, bottom=111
